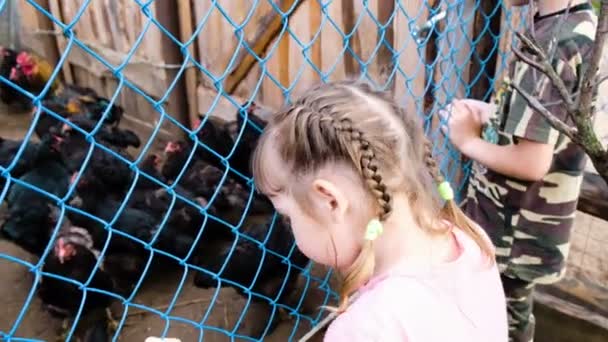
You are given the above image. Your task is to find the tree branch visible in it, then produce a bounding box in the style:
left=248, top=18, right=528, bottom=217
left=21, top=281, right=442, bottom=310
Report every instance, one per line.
left=513, top=31, right=575, bottom=109
left=578, top=0, right=608, bottom=118
left=508, top=81, right=578, bottom=141
left=596, top=73, right=608, bottom=87
left=508, top=1, right=608, bottom=186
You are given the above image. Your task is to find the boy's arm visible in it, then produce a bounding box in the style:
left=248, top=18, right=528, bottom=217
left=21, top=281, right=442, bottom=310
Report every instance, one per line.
left=459, top=133, right=554, bottom=181
left=443, top=101, right=554, bottom=182
left=444, top=46, right=580, bottom=181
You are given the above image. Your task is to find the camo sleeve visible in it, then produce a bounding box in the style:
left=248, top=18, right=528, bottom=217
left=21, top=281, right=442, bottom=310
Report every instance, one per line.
left=502, top=44, right=580, bottom=145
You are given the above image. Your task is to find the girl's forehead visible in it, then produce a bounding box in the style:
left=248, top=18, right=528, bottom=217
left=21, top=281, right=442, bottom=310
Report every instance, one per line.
left=255, top=135, right=291, bottom=193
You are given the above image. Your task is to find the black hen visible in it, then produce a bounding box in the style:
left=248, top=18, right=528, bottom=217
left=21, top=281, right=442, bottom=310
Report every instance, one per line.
left=0, top=46, right=22, bottom=107
left=39, top=224, right=115, bottom=317
left=56, top=84, right=124, bottom=127
left=192, top=211, right=309, bottom=338
left=54, top=115, right=139, bottom=174
left=61, top=114, right=140, bottom=150
left=0, top=135, right=55, bottom=184
left=1, top=134, right=70, bottom=256
left=38, top=215, right=117, bottom=342
left=193, top=103, right=266, bottom=187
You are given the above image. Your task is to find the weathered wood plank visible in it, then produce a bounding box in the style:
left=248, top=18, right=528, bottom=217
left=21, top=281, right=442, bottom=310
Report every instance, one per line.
left=578, top=171, right=608, bottom=222
left=376, top=0, right=395, bottom=90
left=468, top=0, right=502, bottom=101
left=393, top=0, right=426, bottom=117
left=224, top=0, right=305, bottom=95
left=197, top=85, right=274, bottom=123
left=177, top=0, right=199, bottom=129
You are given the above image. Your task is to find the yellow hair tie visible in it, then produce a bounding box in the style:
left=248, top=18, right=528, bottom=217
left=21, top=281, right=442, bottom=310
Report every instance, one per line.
left=438, top=181, right=454, bottom=201
left=364, top=218, right=384, bottom=241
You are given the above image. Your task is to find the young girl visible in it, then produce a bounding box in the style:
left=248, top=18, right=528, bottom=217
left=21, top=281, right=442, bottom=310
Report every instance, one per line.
left=252, top=80, right=508, bottom=341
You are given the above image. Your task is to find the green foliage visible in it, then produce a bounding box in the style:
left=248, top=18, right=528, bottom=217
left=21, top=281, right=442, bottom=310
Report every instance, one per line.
left=592, top=0, right=601, bottom=14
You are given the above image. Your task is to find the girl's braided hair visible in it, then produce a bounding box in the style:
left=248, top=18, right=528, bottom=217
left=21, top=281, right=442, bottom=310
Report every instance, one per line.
left=252, top=79, right=493, bottom=312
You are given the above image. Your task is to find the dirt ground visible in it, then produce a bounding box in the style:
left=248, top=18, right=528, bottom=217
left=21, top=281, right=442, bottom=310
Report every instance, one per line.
left=0, top=103, right=335, bottom=342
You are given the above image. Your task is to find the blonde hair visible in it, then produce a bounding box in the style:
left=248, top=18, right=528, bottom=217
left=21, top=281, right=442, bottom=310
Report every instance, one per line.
left=252, top=79, right=494, bottom=312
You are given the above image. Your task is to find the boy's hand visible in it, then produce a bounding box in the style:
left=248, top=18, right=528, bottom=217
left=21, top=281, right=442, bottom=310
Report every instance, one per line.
left=439, top=100, right=482, bottom=153
left=457, top=99, right=496, bottom=125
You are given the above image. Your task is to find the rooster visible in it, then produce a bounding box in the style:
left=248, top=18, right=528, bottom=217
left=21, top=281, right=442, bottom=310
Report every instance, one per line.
left=3, top=49, right=61, bottom=109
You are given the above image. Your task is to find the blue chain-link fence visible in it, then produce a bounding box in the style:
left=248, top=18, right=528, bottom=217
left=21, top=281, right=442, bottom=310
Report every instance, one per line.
left=0, top=0, right=528, bottom=341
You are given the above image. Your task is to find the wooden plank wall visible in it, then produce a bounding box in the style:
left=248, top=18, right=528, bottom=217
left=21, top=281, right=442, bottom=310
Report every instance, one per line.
left=16, top=0, right=521, bottom=182
left=189, top=0, right=522, bottom=196
left=17, top=0, right=190, bottom=158
left=193, top=0, right=432, bottom=117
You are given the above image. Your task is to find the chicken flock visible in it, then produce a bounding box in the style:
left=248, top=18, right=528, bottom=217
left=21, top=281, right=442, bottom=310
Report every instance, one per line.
left=0, top=46, right=310, bottom=341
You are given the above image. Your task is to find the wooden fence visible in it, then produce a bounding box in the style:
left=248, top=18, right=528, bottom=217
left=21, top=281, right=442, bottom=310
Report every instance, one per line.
left=15, top=0, right=519, bottom=164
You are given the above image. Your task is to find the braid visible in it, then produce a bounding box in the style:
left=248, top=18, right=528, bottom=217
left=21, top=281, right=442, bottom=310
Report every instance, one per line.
left=424, top=139, right=445, bottom=184
left=318, top=113, right=392, bottom=221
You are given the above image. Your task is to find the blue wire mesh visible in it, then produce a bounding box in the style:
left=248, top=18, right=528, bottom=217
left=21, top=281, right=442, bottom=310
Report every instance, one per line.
left=0, top=0, right=528, bottom=341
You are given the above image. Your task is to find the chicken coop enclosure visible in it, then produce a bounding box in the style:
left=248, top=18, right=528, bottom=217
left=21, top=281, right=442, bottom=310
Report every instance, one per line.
left=0, top=0, right=529, bottom=341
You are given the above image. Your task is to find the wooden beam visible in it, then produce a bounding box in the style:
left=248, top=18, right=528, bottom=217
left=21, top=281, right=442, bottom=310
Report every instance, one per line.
left=47, top=0, right=74, bottom=83
left=177, top=0, right=200, bottom=129
left=341, top=0, right=360, bottom=76
left=223, top=0, right=306, bottom=95
left=154, top=0, right=189, bottom=134
left=309, top=0, right=322, bottom=82
left=534, top=289, right=608, bottom=339
left=538, top=267, right=608, bottom=322
left=468, top=0, right=502, bottom=101
left=377, top=0, right=395, bottom=90
left=278, top=22, right=290, bottom=91
left=424, top=1, right=441, bottom=117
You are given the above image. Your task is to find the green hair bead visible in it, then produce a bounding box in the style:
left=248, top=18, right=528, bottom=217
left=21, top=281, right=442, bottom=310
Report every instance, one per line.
left=364, top=218, right=384, bottom=241
left=438, top=181, right=454, bottom=201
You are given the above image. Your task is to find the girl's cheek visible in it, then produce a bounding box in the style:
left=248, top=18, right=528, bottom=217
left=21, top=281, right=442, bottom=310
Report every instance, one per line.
left=331, top=226, right=361, bottom=271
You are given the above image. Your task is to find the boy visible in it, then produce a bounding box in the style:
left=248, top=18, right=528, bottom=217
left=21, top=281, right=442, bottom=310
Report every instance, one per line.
left=442, top=1, right=598, bottom=341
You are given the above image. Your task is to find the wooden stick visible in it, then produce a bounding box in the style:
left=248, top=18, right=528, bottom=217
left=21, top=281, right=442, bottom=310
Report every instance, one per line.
left=127, top=298, right=215, bottom=318
left=278, top=20, right=290, bottom=91
left=297, top=311, right=338, bottom=342
left=223, top=0, right=306, bottom=94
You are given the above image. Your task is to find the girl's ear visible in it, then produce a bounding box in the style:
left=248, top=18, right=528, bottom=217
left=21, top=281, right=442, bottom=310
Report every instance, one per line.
left=310, top=178, right=349, bottom=223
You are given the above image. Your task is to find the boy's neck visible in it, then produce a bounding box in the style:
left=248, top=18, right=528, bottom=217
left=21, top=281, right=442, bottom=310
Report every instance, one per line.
left=537, top=0, right=589, bottom=17
left=371, top=194, right=457, bottom=278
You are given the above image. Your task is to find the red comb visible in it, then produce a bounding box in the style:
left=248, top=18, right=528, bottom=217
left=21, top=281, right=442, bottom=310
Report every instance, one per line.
left=164, top=141, right=177, bottom=153
left=70, top=172, right=79, bottom=185
left=9, top=67, right=18, bottom=80
left=52, top=135, right=64, bottom=144
left=15, top=51, right=31, bottom=65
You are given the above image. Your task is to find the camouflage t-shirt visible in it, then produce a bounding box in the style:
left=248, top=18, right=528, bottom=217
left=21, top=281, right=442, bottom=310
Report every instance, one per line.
left=463, top=4, right=597, bottom=285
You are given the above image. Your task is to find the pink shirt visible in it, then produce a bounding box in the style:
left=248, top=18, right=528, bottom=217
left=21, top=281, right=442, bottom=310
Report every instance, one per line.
left=324, top=226, right=508, bottom=341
